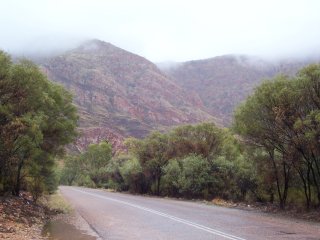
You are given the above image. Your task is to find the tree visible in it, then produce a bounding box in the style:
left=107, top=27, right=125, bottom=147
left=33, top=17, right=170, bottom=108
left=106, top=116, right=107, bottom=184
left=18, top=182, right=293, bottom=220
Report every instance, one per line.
left=79, top=141, right=112, bottom=187
left=234, top=65, right=320, bottom=208
left=178, top=154, right=211, bottom=198
left=293, top=65, right=320, bottom=206
left=234, top=76, right=296, bottom=209
left=133, top=132, right=170, bottom=195
left=0, top=51, right=78, bottom=196
left=107, top=121, right=255, bottom=201
left=60, top=155, right=80, bottom=186
left=119, top=157, right=144, bottom=193
left=168, top=123, right=222, bottom=159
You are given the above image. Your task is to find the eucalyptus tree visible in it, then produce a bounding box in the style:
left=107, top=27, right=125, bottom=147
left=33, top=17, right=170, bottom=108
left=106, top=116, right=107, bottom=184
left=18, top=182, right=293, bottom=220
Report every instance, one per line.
left=0, top=51, right=78, bottom=196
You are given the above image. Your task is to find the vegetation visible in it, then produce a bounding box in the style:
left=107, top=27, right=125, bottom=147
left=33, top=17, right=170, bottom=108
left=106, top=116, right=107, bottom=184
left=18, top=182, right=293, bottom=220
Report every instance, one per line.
left=61, top=64, right=320, bottom=211
left=5, top=48, right=316, bottom=211
left=62, top=123, right=254, bottom=201
left=40, top=191, right=72, bottom=213
left=60, top=141, right=112, bottom=188
left=234, top=64, right=320, bottom=209
left=0, top=51, right=78, bottom=200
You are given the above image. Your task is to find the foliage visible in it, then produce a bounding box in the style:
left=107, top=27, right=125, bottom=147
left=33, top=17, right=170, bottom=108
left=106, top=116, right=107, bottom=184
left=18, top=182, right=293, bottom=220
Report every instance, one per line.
left=0, top=51, right=78, bottom=197
left=60, top=141, right=112, bottom=188
left=104, top=123, right=255, bottom=200
left=60, top=155, right=79, bottom=186
left=119, top=157, right=144, bottom=193
left=162, top=159, right=181, bottom=196
left=80, top=141, right=112, bottom=187
left=234, top=64, right=320, bottom=209
left=177, top=154, right=211, bottom=198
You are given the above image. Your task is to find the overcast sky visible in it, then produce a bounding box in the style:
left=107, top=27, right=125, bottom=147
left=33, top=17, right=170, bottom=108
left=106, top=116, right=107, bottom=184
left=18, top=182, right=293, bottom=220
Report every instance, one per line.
left=1, top=0, right=320, bottom=62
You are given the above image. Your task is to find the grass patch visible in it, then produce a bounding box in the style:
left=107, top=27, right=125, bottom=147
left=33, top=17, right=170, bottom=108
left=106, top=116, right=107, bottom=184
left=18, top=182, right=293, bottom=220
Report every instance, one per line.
left=41, top=190, right=72, bottom=214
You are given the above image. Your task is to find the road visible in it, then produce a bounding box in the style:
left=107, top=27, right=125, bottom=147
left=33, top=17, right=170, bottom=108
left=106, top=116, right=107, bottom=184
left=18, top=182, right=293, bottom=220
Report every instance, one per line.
left=60, top=186, right=320, bottom=240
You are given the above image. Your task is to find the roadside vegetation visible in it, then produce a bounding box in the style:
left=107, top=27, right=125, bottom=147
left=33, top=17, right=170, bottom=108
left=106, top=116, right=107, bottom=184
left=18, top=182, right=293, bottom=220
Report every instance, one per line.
left=0, top=51, right=78, bottom=200
left=40, top=191, right=72, bottom=214
left=234, top=64, right=320, bottom=210
left=61, top=124, right=254, bottom=202
left=1, top=49, right=319, bottom=213
left=61, top=64, right=320, bottom=211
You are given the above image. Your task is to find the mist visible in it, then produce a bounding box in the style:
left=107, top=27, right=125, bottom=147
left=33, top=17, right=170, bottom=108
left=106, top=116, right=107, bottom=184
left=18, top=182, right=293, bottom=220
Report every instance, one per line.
left=1, top=0, right=320, bottom=62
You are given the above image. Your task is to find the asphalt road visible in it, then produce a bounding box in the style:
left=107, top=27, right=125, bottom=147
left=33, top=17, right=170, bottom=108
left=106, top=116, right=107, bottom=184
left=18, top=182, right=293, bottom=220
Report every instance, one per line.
left=60, top=186, right=320, bottom=240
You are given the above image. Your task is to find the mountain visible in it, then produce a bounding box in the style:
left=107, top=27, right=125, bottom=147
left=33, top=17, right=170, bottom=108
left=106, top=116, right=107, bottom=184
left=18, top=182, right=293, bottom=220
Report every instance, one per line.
left=162, top=55, right=319, bottom=125
left=40, top=39, right=216, bottom=152
left=38, top=39, right=319, bottom=151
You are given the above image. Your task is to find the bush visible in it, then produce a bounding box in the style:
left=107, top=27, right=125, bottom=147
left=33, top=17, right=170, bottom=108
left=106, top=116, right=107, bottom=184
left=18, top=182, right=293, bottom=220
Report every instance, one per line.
left=178, top=155, right=211, bottom=198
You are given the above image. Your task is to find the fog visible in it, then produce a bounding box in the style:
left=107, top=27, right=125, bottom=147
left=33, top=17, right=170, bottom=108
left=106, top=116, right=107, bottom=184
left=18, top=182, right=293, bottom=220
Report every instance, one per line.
left=1, top=0, right=320, bottom=62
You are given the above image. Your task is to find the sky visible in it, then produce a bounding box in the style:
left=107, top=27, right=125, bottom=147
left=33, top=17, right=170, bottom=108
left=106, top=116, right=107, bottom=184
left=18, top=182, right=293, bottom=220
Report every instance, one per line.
left=1, top=0, right=320, bottom=62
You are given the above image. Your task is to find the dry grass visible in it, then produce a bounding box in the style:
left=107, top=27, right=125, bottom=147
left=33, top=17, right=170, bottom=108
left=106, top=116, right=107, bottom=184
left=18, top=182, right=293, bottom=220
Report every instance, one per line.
left=40, top=191, right=72, bottom=214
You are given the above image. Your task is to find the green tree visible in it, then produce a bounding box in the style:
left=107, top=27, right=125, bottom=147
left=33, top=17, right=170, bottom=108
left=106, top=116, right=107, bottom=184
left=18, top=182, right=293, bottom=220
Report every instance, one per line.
left=162, top=159, right=181, bottom=196
left=119, top=157, right=144, bottom=193
left=80, top=141, right=112, bottom=187
left=0, top=51, right=78, bottom=196
left=292, top=65, right=320, bottom=207
left=129, top=132, right=170, bottom=195
left=178, top=154, right=211, bottom=198
left=60, top=155, right=80, bottom=186
left=234, top=76, right=297, bottom=209
left=234, top=65, right=320, bottom=208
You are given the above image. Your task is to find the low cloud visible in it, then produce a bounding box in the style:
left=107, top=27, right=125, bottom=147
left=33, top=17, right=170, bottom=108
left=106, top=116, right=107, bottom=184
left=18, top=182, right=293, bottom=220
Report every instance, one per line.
left=1, top=0, right=320, bottom=61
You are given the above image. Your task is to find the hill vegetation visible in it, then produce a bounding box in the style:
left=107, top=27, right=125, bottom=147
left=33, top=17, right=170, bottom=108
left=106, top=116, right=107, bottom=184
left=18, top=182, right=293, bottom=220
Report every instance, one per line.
left=61, top=64, right=320, bottom=211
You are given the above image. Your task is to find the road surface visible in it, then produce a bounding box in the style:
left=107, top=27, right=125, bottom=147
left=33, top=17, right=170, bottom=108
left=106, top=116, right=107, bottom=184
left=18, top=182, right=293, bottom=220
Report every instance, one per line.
left=60, top=186, right=320, bottom=240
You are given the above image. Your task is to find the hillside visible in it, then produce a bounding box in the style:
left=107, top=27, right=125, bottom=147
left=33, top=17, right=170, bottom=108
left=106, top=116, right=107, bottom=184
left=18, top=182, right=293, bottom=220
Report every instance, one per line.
left=162, top=55, right=317, bottom=125
left=41, top=40, right=215, bottom=152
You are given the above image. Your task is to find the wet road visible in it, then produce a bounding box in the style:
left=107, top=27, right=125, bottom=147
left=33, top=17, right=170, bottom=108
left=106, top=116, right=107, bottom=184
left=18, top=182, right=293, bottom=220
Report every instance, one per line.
left=60, top=186, right=320, bottom=240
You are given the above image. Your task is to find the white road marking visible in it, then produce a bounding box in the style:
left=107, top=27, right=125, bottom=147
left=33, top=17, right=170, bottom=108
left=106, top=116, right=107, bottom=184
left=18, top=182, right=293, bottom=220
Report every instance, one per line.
left=72, top=188, right=247, bottom=240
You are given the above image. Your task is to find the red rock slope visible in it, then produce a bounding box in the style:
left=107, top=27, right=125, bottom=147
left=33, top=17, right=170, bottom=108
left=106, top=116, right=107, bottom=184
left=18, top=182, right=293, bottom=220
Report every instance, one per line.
left=41, top=40, right=217, bottom=152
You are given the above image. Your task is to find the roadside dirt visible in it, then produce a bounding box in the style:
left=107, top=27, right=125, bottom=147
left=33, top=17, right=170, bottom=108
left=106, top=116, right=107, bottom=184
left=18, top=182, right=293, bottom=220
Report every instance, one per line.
left=0, top=190, right=99, bottom=240
left=0, top=192, right=49, bottom=239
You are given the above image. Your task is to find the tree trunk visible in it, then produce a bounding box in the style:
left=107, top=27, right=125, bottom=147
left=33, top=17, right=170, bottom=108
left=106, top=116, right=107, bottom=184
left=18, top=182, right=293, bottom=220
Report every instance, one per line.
left=13, top=159, right=24, bottom=196
left=269, top=150, right=285, bottom=209
left=298, top=165, right=311, bottom=209
left=282, top=161, right=290, bottom=209
left=310, top=164, right=320, bottom=207
left=269, top=192, right=274, bottom=204
left=156, top=175, right=161, bottom=196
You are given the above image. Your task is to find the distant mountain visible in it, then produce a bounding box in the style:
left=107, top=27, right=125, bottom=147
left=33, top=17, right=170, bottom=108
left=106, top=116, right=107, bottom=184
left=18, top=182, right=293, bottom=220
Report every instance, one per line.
left=162, top=55, right=319, bottom=125
left=37, top=39, right=320, bottom=151
left=40, top=40, right=216, bottom=152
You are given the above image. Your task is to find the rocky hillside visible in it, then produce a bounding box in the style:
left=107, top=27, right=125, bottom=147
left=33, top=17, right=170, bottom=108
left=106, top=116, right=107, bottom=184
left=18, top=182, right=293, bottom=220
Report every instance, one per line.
left=162, top=55, right=318, bottom=125
left=41, top=40, right=215, bottom=152
left=39, top=39, right=319, bottom=151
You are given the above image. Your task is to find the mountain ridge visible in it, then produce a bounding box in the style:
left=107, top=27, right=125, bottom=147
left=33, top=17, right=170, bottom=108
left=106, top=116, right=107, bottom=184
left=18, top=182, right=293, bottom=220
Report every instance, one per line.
left=30, top=39, right=320, bottom=151
left=162, top=54, right=319, bottom=125
left=40, top=39, right=217, bottom=152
